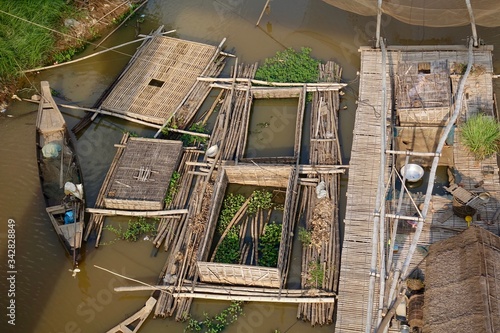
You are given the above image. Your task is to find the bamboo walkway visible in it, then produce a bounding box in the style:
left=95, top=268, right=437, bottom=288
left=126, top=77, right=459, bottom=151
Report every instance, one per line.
left=335, top=47, right=390, bottom=333
left=335, top=44, right=497, bottom=333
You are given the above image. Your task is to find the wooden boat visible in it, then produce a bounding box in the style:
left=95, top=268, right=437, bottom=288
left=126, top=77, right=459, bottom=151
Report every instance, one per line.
left=36, top=81, right=85, bottom=275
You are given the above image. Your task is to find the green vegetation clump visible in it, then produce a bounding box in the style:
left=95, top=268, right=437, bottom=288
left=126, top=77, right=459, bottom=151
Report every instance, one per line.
left=213, top=193, right=246, bottom=264
left=0, top=1, right=68, bottom=80
left=247, top=190, right=273, bottom=215
left=184, top=301, right=244, bottom=333
left=460, top=114, right=500, bottom=160
left=298, top=226, right=312, bottom=245
left=181, top=122, right=208, bottom=146
left=164, top=171, right=181, bottom=206
left=255, top=47, right=320, bottom=83
left=258, top=221, right=282, bottom=267
left=103, top=217, right=157, bottom=242
left=307, top=260, right=324, bottom=288
left=217, top=193, right=246, bottom=233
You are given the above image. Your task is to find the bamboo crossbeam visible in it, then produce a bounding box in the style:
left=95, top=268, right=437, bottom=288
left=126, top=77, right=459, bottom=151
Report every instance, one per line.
left=172, top=293, right=335, bottom=303
left=198, top=76, right=347, bottom=88
left=114, top=284, right=335, bottom=296
left=386, top=150, right=441, bottom=157
left=85, top=208, right=188, bottom=216
left=94, top=0, right=150, bottom=50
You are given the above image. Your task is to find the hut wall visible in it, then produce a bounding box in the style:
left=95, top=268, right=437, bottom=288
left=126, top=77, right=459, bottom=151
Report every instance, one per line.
left=224, top=165, right=291, bottom=188
left=251, top=87, right=302, bottom=99
left=196, top=262, right=281, bottom=288
left=397, top=107, right=451, bottom=126
left=103, top=198, right=162, bottom=211
left=423, top=226, right=500, bottom=333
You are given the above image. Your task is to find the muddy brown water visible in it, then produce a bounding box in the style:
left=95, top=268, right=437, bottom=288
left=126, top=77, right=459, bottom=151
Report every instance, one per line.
left=1, top=1, right=500, bottom=332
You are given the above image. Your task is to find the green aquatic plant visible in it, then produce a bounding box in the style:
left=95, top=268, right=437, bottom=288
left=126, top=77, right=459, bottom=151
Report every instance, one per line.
left=184, top=301, right=244, bottom=333
left=298, top=226, right=312, bottom=245
left=460, top=113, right=500, bottom=160
left=247, top=190, right=273, bottom=215
left=181, top=122, right=208, bottom=146
left=103, top=217, right=157, bottom=242
left=213, top=193, right=246, bottom=264
left=307, top=260, right=324, bottom=288
left=255, top=47, right=320, bottom=83
left=164, top=171, right=181, bottom=206
left=258, top=221, right=282, bottom=267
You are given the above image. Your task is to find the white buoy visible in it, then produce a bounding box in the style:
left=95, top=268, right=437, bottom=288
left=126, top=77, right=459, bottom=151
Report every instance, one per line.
left=206, top=145, right=218, bottom=158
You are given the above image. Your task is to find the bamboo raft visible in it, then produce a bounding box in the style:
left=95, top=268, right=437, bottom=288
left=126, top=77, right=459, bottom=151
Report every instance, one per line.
left=72, top=26, right=230, bottom=134
left=335, top=44, right=498, bottom=333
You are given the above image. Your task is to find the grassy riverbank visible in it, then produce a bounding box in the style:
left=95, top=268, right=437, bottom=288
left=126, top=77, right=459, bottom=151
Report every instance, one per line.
left=0, top=1, right=69, bottom=81
left=0, top=0, right=137, bottom=108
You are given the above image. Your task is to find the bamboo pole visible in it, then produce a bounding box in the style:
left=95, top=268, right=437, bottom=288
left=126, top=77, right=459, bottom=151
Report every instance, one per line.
left=23, top=34, right=167, bottom=73
left=366, top=37, right=387, bottom=333
left=256, top=0, right=271, bottom=26
left=85, top=208, right=189, bottom=216
left=94, top=0, right=150, bottom=50
left=114, top=284, right=336, bottom=296
left=172, top=292, right=335, bottom=303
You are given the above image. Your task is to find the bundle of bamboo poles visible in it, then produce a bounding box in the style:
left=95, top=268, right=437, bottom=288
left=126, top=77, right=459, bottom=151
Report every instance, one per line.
left=153, top=150, right=201, bottom=249
left=208, top=62, right=258, bottom=161
left=154, top=178, right=215, bottom=319
left=297, top=63, right=343, bottom=325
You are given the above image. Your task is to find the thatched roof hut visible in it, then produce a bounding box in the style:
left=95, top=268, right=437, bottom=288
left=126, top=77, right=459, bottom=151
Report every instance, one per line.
left=423, top=226, right=500, bottom=333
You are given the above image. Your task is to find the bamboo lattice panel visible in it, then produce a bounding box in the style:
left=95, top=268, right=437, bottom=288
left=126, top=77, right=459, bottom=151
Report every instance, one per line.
left=197, top=262, right=281, bottom=288
left=101, top=36, right=219, bottom=124
left=104, top=138, right=183, bottom=210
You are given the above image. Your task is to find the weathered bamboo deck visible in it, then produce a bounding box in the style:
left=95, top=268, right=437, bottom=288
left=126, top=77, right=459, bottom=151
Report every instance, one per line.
left=72, top=27, right=229, bottom=134
left=336, top=44, right=497, bottom=333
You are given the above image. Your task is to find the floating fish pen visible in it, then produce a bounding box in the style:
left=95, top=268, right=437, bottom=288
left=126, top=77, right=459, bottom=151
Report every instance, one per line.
left=336, top=43, right=498, bottom=333
left=197, top=164, right=295, bottom=288
left=203, top=61, right=346, bottom=164
left=84, top=134, right=184, bottom=245
left=73, top=26, right=230, bottom=133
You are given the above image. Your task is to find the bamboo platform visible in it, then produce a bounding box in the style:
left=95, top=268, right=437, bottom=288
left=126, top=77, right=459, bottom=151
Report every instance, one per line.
left=335, top=44, right=497, bottom=333
left=84, top=135, right=183, bottom=246
left=74, top=27, right=229, bottom=133
left=103, top=137, right=183, bottom=211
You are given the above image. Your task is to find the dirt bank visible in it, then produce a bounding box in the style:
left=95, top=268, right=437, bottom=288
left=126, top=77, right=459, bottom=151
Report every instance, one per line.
left=0, top=0, right=141, bottom=110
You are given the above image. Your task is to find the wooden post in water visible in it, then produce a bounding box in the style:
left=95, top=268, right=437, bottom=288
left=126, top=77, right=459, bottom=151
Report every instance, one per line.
left=256, top=0, right=271, bottom=26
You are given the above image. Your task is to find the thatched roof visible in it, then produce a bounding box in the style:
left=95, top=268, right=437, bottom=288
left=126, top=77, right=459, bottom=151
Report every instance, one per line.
left=423, top=226, right=500, bottom=333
